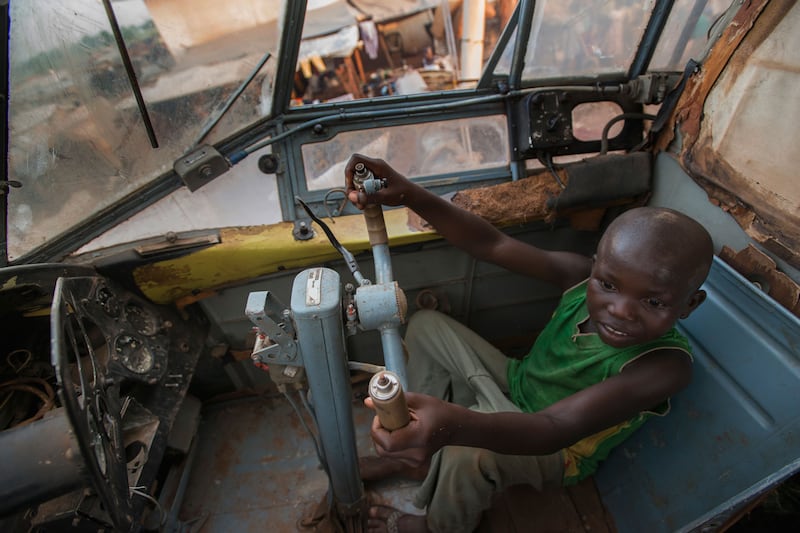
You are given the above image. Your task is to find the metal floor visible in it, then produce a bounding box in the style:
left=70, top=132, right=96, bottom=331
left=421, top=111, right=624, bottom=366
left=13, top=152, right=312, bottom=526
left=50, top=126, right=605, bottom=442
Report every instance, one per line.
left=176, top=386, right=615, bottom=533
left=178, top=387, right=423, bottom=532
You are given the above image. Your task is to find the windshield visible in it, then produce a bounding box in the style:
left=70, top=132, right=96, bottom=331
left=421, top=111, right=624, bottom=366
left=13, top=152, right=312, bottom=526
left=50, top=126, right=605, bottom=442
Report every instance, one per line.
left=6, top=0, right=284, bottom=261
left=5, top=0, right=732, bottom=262
left=493, top=0, right=729, bottom=81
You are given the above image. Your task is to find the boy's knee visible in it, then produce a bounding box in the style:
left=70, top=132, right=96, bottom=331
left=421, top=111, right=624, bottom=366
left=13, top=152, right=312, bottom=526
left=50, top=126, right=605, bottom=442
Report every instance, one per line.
left=406, top=309, right=447, bottom=342
left=440, top=446, right=497, bottom=479
left=408, top=308, right=442, bottom=326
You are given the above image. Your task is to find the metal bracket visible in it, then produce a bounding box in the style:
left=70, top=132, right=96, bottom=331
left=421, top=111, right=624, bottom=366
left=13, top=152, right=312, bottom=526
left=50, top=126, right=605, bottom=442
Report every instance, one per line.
left=626, top=73, right=681, bottom=104
left=173, top=144, right=231, bottom=192
left=245, top=291, right=301, bottom=366
left=293, top=219, right=315, bottom=241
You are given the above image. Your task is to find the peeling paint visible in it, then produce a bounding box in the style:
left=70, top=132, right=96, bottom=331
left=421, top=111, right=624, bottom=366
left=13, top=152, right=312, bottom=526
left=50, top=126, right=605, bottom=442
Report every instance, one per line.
left=657, top=0, right=800, bottom=272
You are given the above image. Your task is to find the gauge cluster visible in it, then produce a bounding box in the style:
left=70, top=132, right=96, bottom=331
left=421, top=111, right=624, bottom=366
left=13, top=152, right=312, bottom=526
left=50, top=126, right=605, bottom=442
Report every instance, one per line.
left=91, top=283, right=172, bottom=384
left=0, top=268, right=205, bottom=532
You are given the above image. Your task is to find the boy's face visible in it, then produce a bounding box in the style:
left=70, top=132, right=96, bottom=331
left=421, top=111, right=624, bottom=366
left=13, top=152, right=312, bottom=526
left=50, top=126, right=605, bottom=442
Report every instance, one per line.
left=585, top=245, right=705, bottom=348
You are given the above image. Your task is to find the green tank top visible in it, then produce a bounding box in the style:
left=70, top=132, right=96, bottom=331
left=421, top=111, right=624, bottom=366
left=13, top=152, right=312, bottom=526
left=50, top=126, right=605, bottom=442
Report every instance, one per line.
left=506, top=279, right=692, bottom=485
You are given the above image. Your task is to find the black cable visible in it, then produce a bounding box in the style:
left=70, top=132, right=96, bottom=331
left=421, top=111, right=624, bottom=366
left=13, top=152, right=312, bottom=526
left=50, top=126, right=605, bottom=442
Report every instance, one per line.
left=538, top=153, right=566, bottom=189
left=192, top=51, right=272, bottom=147
left=295, top=196, right=364, bottom=281
left=600, top=113, right=657, bottom=155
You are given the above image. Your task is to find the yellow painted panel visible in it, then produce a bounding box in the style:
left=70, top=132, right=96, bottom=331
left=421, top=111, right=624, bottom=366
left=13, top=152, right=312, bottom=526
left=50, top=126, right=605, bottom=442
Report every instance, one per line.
left=134, top=208, right=439, bottom=304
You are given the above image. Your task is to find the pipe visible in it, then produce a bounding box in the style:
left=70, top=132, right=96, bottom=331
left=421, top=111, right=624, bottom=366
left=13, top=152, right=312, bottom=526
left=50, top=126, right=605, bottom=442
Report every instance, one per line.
left=460, top=0, right=486, bottom=83
left=0, top=408, right=87, bottom=516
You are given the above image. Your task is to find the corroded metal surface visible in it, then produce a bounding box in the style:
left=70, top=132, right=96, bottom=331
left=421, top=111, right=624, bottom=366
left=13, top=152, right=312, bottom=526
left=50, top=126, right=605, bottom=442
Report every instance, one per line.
left=179, top=392, right=423, bottom=531
left=657, top=0, right=800, bottom=269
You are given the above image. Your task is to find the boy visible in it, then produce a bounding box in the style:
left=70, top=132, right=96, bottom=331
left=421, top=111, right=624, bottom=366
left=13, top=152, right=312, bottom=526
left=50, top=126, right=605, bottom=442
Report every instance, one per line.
left=344, top=154, right=714, bottom=533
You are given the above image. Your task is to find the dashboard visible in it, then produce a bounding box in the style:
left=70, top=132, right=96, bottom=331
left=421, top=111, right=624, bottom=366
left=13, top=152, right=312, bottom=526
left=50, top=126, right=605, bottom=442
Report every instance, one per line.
left=0, top=264, right=205, bottom=532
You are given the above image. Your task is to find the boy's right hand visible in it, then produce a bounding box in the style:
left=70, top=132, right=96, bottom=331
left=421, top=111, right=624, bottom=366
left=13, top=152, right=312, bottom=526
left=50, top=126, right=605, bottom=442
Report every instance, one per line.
left=364, top=391, right=457, bottom=468
left=344, top=154, right=414, bottom=210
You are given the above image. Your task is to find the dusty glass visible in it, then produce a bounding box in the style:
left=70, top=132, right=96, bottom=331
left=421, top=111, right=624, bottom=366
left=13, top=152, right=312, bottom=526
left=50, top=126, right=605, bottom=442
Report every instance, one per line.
left=7, top=0, right=283, bottom=260
left=301, top=115, right=509, bottom=191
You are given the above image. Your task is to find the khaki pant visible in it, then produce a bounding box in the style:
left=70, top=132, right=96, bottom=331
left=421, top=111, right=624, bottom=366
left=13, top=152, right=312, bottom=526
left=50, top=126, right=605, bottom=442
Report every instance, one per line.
left=405, top=310, right=564, bottom=533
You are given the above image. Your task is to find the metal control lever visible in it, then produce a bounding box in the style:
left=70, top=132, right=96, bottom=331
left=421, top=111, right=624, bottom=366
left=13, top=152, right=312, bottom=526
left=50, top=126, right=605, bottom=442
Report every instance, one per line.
left=244, top=165, right=409, bottom=523
left=353, top=162, right=387, bottom=195
left=294, top=177, right=408, bottom=388
left=350, top=163, right=409, bottom=389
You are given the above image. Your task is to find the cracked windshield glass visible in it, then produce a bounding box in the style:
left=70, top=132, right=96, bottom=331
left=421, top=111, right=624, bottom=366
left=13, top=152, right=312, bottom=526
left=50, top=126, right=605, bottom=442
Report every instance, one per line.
left=7, top=0, right=284, bottom=260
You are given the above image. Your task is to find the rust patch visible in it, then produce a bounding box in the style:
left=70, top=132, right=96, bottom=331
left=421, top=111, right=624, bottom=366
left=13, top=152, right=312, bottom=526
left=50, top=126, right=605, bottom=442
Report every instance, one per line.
left=174, top=289, right=218, bottom=310
left=686, top=146, right=800, bottom=269
left=449, top=172, right=563, bottom=226
left=654, top=0, right=771, bottom=153
left=227, top=224, right=281, bottom=236
left=720, top=244, right=800, bottom=317
left=653, top=0, right=800, bottom=270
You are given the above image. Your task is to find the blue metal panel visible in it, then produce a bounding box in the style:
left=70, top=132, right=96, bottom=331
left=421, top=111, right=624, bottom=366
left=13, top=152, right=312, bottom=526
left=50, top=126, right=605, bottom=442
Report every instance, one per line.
left=596, top=257, right=800, bottom=532
left=290, top=268, right=364, bottom=509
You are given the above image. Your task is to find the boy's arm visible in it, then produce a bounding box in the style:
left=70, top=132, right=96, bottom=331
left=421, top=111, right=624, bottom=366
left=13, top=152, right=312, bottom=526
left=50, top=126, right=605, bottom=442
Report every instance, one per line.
left=345, top=154, right=591, bottom=290
left=368, top=348, right=692, bottom=462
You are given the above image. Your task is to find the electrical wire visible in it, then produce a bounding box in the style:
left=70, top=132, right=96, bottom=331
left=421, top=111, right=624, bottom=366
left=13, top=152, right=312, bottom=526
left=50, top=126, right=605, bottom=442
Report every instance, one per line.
left=296, top=196, right=367, bottom=286
left=0, top=377, right=56, bottom=427
left=538, top=153, right=566, bottom=189
left=130, top=486, right=166, bottom=529
left=286, top=389, right=350, bottom=533
left=599, top=112, right=657, bottom=155
left=283, top=389, right=328, bottom=475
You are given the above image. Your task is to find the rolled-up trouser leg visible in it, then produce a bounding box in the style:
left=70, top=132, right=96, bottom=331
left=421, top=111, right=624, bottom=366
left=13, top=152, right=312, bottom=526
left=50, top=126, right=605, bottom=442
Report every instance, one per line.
left=423, top=445, right=563, bottom=533
left=403, top=310, right=564, bottom=532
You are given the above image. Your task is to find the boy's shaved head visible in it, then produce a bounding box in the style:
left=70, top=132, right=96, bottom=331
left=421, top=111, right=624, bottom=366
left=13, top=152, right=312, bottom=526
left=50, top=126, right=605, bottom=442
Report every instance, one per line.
left=586, top=207, right=713, bottom=347
left=599, top=207, right=714, bottom=296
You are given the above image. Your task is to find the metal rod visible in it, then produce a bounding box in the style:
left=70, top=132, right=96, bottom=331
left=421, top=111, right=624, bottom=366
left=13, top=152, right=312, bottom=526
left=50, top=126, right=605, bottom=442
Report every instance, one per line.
left=380, top=327, right=408, bottom=391
left=667, top=0, right=710, bottom=67
left=193, top=50, right=272, bottom=147
left=628, top=0, right=677, bottom=79
left=372, top=241, right=407, bottom=389
left=478, top=1, right=521, bottom=89
left=509, top=0, right=536, bottom=90
left=101, top=0, right=158, bottom=148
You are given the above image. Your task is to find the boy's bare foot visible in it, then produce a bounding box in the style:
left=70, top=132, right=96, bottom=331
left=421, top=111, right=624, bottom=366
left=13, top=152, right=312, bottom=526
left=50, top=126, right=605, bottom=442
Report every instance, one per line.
left=367, top=505, right=429, bottom=533
left=359, top=456, right=429, bottom=482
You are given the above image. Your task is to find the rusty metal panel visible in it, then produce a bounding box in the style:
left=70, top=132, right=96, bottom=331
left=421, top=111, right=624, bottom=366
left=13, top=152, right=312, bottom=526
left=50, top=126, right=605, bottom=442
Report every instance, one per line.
left=659, top=0, right=800, bottom=270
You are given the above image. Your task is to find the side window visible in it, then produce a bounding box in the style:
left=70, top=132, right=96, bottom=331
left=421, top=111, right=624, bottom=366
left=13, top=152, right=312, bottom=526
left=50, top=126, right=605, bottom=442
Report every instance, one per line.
left=294, top=2, right=515, bottom=106
left=300, top=115, right=509, bottom=193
